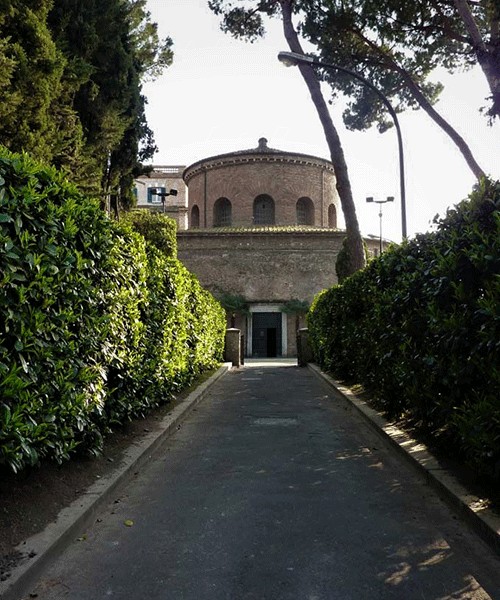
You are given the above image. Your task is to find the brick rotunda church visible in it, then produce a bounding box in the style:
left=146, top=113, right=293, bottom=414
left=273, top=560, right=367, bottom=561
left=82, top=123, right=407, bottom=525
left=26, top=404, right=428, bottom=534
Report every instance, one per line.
left=168, top=137, right=380, bottom=358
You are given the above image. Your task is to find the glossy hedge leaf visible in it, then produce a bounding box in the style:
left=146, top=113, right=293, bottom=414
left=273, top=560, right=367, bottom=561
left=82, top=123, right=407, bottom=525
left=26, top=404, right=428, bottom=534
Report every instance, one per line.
left=0, top=148, right=225, bottom=473
left=308, top=178, right=500, bottom=481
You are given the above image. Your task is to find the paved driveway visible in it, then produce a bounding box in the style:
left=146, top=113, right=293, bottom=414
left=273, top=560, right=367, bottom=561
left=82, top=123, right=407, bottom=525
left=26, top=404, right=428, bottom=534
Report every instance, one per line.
left=27, top=362, right=499, bottom=599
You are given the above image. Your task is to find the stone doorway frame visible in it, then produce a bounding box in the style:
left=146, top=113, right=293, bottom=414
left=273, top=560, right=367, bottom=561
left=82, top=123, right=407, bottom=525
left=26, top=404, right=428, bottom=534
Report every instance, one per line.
left=246, top=304, right=287, bottom=358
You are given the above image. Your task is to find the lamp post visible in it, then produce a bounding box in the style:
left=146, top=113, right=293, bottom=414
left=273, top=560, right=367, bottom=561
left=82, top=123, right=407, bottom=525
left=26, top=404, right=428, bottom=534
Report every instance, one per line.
left=151, top=188, right=178, bottom=213
left=366, top=196, right=394, bottom=254
left=278, top=50, right=407, bottom=240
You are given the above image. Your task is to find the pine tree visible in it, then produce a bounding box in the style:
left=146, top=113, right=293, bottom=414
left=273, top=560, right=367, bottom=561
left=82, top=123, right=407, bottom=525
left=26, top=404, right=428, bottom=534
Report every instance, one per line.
left=298, top=0, right=490, bottom=179
left=209, top=0, right=366, bottom=275
left=0, top=0, right=65, bottom=163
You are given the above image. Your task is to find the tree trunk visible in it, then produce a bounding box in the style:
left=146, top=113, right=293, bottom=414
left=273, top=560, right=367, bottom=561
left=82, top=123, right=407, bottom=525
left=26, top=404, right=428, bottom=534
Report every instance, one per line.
left=473, top=47, right=500, bottom=121
left=279, top=0, right=365, bottom=274
left=110, top=194, right=120, bottom=220
left=401, top=71, right=486, bottom=179
left=453, top=0, right=500, bottom=120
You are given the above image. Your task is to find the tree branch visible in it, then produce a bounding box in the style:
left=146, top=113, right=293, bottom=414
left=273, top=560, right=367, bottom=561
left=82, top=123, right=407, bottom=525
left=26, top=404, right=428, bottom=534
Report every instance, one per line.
left=490, top=0, right=499, bottom=44
left=453, top=0, right=487, bottom=51
left=350, top=27, right=486, bottom=179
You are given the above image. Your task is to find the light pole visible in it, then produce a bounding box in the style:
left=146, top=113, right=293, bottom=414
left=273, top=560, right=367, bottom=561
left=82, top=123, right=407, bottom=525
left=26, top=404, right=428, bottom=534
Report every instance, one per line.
left=278, top=51, right=407, bottom=240
left=151, top=188, right=178, bottom=213
left=366, top=196, right=394, bottom=254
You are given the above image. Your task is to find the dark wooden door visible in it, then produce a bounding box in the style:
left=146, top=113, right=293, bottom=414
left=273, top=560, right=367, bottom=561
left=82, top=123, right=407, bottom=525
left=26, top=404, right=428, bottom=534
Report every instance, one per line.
left=252, top=312, right=282, bottom=357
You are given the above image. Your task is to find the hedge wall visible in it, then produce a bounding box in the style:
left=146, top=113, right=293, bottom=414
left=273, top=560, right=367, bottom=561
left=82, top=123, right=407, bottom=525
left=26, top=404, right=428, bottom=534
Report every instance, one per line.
left=0, top=149, right=225, bottom=473
left=124, top=209, right=177, bottom=258
left=308, top=179, right=500, bottom=480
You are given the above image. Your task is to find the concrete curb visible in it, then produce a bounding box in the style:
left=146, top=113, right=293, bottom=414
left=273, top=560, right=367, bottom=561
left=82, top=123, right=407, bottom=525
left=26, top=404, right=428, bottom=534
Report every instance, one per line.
left=0, top=364, right=232, bottom=600
left=308, top=363, right=500, bottom=557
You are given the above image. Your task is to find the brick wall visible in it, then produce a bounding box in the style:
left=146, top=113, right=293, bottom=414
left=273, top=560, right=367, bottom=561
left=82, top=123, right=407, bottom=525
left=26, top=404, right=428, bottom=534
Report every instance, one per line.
left=177, top=229, right=342, bottom=303
left=184, top=151, right=340, bottom=230
left=178, top=141, right=380, bottom=357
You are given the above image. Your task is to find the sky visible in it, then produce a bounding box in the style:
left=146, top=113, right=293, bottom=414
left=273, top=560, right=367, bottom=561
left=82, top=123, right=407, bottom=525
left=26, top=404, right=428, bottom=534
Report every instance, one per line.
left=142, top=0, right=499, bottom=242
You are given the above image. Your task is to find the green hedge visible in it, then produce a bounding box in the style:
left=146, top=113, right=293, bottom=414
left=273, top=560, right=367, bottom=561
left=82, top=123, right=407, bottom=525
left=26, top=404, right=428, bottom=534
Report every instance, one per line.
left=308, top=179, right=500, bottom=480
left=123, top=209, right=178, bottom=258
left=0, top=149, right=225, bottom=473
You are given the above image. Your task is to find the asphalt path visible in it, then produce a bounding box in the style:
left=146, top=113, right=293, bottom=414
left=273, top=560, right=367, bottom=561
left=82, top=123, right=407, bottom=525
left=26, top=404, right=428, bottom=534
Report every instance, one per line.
left=26, top=361, right=500, bottom=599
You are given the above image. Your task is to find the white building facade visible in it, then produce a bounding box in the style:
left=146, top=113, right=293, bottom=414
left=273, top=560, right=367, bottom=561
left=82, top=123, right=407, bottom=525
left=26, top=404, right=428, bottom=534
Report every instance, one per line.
left=134, top=165, right=188, bottom=230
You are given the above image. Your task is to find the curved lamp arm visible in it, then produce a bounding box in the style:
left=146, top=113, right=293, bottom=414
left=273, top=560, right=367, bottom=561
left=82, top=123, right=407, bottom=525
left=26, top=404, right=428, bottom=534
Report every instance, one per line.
left=278, top=51, right=407, bottom=240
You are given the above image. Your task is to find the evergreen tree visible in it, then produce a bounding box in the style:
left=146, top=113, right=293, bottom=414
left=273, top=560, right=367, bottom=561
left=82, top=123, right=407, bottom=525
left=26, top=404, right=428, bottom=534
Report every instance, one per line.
left=0, top=0, right=65, bottom=163
left=0, top=0, right=173, bottom=212
left=48, top=0, right=173, bottom=209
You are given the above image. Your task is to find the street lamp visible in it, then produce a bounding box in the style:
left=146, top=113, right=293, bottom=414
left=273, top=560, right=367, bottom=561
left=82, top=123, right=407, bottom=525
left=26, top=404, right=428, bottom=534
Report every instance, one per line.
left=151, top=187, right=178, bottom=213
left=366, top=196, right=394, bottom=254
left=278, top=50, right=407, bottom=240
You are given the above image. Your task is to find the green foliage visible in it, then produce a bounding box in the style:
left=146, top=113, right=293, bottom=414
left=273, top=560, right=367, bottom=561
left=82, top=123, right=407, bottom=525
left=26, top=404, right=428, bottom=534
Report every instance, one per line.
left=215, top=291, right=249, bottom=327
left=308, top=179, right=500, bottom=480
left=281, top=298, right=310, bottom=334
left=133, top=249, right=225, bottom=410
left=208, top=0, right=454, bottom=124
left=0, top=149, right=115, bottom=471
left=216, top=292, right=250, bottom=316
left=0, top=0, right=65, bottom=163
left=123, top=210, right=178, bottom=257
left=208, top=0, right=489, bottom=179
left=47, top=0, right=173, bottom=203
left=127, top=0, right=175, bottom=80
left=0, top=149, right=225, bottom=473
left=244, top=0, right=496, bottom=124
left=208, top=0, right=279, bottom=41
left=0, top=1, right=173, bottom=208
left=297, top=1, right=457, bottom=130
left=280, top=299, right=309, bottom=316
left=335, top=236, right=370, bottom=283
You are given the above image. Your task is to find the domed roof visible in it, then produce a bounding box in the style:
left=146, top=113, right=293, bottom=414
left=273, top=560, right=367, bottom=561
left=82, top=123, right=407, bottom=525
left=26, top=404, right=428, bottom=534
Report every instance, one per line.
left=233, top=137, right=283, bottom=155
left=183, top=138, right=333, bottom=183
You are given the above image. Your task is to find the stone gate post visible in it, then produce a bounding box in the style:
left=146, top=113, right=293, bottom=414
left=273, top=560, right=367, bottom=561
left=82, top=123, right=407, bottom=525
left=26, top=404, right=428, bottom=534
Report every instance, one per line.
left=224, top=328, right=242, bottom=367
left=297, top=328, right=313, bottom=367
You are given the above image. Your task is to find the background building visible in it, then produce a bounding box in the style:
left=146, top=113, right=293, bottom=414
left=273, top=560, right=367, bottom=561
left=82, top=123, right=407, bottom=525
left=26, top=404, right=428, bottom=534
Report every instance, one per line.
left=183, top=137, right=338, bottom=229
left=134, top=165, right=188, bottom=230
left=175, top=138, right=381, bottom=358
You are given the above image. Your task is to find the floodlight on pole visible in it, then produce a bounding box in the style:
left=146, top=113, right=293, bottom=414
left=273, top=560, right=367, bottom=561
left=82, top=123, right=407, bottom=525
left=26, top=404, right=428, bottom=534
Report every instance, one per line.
left=366, top=195, right=394, bottom=254
left=278, top=51, right=407, bottom=240
left=151, top=188, right=178, bottom=213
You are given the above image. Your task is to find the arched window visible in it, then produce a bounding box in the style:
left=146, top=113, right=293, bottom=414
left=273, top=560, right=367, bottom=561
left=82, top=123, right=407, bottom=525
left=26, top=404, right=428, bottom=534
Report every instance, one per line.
left=253, top=194, right=275, bottom=225
left=191, top=205, right=200, bottom=229
left=213, top=197, right=232, bottom=227
left=296, top=197, right=314, bottom=225
left=328, top=204, right=337, bottom=228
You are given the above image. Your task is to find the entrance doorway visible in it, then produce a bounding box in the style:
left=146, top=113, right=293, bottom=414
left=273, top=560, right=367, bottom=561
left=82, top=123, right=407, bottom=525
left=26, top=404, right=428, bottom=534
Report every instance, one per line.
left=252, top=312, right=282, bottom=357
